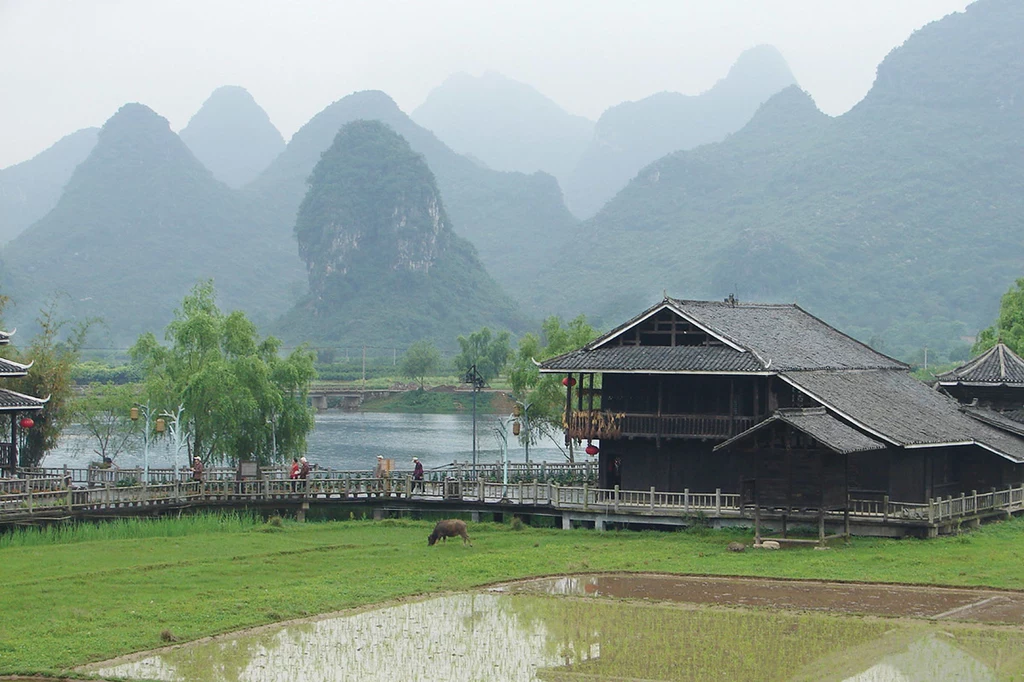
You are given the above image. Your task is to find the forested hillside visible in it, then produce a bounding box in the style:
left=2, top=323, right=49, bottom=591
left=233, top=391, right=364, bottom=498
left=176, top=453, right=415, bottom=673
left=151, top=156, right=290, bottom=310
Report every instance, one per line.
left=278, top=121, right=524, bottom=347
left=543, top=0, right=1024, bottom=362
left=179, top=85, right=285, bottom=187
left=563, top=45, right=797, bottom=218
left=248, top=90, right=577, bottom=311
left=0, top=128, right=98, bottom=245
left=1, top=104, right=305, bottom=342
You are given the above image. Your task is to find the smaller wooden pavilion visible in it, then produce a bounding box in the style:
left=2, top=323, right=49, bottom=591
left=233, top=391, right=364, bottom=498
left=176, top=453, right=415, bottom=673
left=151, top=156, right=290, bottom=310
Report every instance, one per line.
left=0, top=330, right=48, bottom=476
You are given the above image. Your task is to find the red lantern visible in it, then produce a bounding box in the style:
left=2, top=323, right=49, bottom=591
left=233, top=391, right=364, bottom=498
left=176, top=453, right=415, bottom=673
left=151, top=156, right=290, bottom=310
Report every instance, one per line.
left=585, top=444, right=599, bottom=456
left=19, top=417, right=34, bottom=429
left=562, top=376, right=577, bottom=387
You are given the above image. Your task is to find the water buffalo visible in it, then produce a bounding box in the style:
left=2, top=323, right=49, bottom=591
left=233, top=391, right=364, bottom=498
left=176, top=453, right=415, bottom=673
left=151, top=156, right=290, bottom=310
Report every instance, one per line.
left=428, top=519, right=471, bottom=546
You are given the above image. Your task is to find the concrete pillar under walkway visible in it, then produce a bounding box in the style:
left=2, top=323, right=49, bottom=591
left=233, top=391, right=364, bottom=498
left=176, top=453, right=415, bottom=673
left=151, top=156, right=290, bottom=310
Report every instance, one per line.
left=562, top=511, right=572, bottom=530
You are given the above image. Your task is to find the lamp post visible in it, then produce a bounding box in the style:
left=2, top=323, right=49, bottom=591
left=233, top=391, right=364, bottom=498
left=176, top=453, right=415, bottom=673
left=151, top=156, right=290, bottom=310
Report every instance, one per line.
left=130, top=402, right=164, bottom=483
left=513, top=400, right=534, bottom=464
left=493, top=416, right=512, bottom=501
left=462, top=364, right=485, bottom=469
left=159, top=404, right=188, bottom=479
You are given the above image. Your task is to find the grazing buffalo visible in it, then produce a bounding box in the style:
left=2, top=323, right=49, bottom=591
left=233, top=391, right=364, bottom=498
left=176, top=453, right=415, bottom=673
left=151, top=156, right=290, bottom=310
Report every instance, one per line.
left=428, top=519, right=471, bottom=546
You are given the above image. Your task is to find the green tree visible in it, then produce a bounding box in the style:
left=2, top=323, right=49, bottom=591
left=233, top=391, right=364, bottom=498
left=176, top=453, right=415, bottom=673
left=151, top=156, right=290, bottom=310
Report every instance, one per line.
left=508, top=315, right=599, bottom=461
left=401, top=340, right=441, bottom=390
left=73, top=382, right=141, bottom=464
left=974, top=278, right=1024, bottom=356
left=129, top=281, right=316, bottom=466
left=4, top=296, right=94, bottom=467
left=453, top=327, right=511, bottom=384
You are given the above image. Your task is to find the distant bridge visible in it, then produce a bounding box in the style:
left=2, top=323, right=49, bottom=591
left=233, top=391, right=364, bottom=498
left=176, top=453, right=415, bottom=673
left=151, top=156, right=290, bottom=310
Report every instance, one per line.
left=306, top=387, right=404, bottom=411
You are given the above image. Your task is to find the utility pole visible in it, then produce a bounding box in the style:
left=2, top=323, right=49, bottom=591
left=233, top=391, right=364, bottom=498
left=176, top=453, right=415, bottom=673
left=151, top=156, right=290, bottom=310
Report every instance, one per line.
left=362, top=345, right=366, bottom=391
left=463, top=364, right=485, bottom=468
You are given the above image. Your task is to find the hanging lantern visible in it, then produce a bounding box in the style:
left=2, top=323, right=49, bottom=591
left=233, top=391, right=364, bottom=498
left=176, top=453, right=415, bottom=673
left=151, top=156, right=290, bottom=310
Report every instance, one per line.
left=155, top=418, right=166, bottom=433
left=130, top=407, right=139, bottom=421
left=512, top=421, right=521, bottom=436
left=512, top=404, right=522, bottom=417
left=19, top=417, right=34, bottom=429
left=562, top=376, right=577, bottom=387
left=585, top=443, right=600, bottom=456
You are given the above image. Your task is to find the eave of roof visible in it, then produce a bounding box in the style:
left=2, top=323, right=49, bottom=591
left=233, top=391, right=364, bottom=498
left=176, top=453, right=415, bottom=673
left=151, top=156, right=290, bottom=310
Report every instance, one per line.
left=936, top=343, right=1024, bottom=385
left=0, top=388, right=48, bottom=412
left=714, top=407, right=885, bottom=455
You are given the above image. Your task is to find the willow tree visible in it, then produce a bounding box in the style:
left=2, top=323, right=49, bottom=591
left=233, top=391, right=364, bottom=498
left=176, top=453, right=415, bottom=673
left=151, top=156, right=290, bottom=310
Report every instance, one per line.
left=508, top=315, right=599, bottom=461
left=129, top=282, right=316, bottom=466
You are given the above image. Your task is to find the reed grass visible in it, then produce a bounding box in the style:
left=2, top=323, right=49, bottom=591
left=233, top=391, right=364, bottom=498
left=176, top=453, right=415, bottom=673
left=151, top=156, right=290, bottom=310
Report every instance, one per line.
left=0, top=510, right=260, bottom=549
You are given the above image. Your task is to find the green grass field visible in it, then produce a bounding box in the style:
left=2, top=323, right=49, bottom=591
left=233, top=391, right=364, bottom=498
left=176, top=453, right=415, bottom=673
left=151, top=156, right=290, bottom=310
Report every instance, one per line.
left=2, top=513, right=1023, bottom=675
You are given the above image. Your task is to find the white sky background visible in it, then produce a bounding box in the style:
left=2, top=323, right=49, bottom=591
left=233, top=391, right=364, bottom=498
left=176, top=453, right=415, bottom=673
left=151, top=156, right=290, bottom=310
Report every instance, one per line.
left=1, top=0, right=973, bottom=168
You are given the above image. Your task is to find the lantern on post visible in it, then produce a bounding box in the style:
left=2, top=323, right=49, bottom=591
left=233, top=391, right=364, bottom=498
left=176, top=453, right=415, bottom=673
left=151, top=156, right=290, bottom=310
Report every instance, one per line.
left=512, top=421, right=521, bottom=436
left=19, top=417, right=34, bottom=429
left=155, top=418, right=166, bottom=433
left=562, top=376, right=576, bottom=387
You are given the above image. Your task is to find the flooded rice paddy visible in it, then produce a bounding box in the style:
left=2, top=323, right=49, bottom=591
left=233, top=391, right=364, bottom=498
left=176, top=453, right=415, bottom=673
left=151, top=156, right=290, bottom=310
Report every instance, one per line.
left=86, top=575, right=1024, bottom=681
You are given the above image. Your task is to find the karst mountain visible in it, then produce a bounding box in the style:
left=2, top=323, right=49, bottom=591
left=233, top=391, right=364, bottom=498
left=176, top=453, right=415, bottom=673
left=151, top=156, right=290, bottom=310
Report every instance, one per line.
left=2, top=103, right=304, bottom=342
left=179, top=85, right=285, bottom=187
left=278, top=120, right=523, bottom=347
left=538, top=0, right=1024, bottom=361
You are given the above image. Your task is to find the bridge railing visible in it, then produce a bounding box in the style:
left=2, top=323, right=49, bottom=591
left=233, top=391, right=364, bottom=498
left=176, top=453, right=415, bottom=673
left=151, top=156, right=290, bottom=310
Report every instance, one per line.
left=4, top=474, right=1024, bottom=531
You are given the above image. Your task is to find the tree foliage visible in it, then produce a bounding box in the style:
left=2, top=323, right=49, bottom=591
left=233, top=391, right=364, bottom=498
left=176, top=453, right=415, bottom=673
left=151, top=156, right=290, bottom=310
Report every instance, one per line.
left=400, top=340, right=442, bottom=390
left=974, top=278, right=1024, bottom=356
left=453, top=327, right=511, bottom=384
left=4, top=295, right=93, bottom=467
left=129, top=281, right=316, bottom=466
left=73, top=382, right=141, bottom=463
left=508, top=315, right=599, bottom=460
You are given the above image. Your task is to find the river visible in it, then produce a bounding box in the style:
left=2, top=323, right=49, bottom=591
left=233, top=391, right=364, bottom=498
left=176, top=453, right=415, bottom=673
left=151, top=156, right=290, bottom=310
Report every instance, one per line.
left=42, top=411, right=569, bottom=472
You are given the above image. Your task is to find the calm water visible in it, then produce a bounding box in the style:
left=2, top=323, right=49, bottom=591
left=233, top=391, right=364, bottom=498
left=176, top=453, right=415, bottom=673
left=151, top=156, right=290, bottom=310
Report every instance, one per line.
left=43, top=411, right=568, bottom=472
left=87, top=581, right=1021, bottom=681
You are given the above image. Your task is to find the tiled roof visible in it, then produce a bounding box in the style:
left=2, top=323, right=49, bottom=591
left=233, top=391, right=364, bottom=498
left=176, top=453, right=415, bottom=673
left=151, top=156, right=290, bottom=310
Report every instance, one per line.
left=0, top=388, right=47, bottom=412
left=715, top=407, right=885, bottom=455
left=0, top=330, right=11, bottom=346
left=961, top=405, right=1024, bottom=438
left=0, top=357, right=30, bottom=376
left=540, top=345, right=764, bottom=373
left=781, top=369, right=1024, bottom=463
left=936, top=343, right=1024, bottom=386
left=665, top=299, right=905, bottom=371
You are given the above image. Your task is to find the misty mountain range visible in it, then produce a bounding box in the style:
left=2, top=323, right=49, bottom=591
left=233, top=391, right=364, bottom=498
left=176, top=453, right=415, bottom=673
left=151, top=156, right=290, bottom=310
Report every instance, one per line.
left=0, top=0, right=1021, bottom=361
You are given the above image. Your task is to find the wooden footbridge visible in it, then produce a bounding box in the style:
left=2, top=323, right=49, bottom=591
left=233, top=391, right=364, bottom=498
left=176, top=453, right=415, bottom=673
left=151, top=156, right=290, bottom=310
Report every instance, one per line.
left=4, top=464, right=1024, bottom=538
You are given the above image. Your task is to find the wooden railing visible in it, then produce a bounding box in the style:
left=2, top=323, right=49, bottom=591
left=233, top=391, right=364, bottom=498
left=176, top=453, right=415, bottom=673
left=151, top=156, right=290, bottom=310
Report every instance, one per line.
left=567, top=411, right=758, bottom=440
left=3, top=472, right=1023, bottom=531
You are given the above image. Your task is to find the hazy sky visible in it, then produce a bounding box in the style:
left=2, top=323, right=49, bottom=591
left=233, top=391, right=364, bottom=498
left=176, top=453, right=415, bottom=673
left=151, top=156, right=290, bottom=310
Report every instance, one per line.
left=1, top=0, right=973, bottom=168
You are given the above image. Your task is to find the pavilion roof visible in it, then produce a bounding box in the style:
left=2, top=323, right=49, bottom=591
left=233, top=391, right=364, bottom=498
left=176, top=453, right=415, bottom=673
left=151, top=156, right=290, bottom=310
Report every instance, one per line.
left=936, top=343, right=1024, bottom=387
left=0, top=388, right=47, bottom=412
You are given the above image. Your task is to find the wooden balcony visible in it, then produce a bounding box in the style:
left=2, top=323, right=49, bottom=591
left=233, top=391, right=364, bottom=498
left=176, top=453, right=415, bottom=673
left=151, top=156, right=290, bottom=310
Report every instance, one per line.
left=567, top=410, right=757, bottom=441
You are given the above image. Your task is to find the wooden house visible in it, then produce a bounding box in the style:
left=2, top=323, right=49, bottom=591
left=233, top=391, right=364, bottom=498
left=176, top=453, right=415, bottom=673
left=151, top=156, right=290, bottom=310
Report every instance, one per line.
left=540, top=297, right=1024, bottom=514
left=0, top=330, right=48, bottom=476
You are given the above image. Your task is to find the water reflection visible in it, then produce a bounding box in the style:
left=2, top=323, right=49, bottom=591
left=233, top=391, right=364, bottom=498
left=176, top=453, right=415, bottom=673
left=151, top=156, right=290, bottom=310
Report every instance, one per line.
left=43, top=412, right=568, bottom=471
left=87, top=590, right=1024, bottom=682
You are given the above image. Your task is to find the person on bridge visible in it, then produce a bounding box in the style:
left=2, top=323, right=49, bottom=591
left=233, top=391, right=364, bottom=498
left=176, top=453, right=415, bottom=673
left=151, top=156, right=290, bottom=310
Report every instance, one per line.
left=413, top=457, right=424, bottom=493
left=289, top=458, right=300, bottom=480
left=299, top=456, right=311, bottom=481
left=191, top=457, right=204, bottom=483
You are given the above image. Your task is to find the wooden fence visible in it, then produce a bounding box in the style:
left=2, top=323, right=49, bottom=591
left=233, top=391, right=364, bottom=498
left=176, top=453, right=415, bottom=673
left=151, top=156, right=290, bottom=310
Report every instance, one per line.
left=3, top=469, right=1023, bottom=532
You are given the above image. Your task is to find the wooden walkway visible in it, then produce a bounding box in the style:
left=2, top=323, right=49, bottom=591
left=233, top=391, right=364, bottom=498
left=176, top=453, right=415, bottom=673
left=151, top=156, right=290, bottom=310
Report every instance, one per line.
left=3, top=469, right=1023, bottom=537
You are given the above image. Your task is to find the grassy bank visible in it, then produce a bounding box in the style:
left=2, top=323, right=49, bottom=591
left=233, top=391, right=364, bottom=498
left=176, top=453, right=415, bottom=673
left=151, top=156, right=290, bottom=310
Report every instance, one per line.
left=2, top=513, right=1024, bottom=674
left=361, top=388, right=511, bottom=414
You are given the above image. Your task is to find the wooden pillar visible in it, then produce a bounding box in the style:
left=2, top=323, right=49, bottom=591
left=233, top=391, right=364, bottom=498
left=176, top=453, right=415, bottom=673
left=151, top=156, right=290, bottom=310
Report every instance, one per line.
left=10, top=415, right=17, bottom=476
left=656, top=376, right=663, bottom=449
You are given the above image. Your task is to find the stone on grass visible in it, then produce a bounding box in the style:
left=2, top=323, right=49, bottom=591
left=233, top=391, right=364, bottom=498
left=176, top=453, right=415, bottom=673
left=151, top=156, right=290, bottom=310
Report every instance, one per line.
left=727, top=541, right=746, bottom=552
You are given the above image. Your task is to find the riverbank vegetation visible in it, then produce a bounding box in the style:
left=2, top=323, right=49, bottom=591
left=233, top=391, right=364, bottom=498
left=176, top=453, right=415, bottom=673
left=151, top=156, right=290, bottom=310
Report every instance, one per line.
left=2, top=512, right=1024, bottom=675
